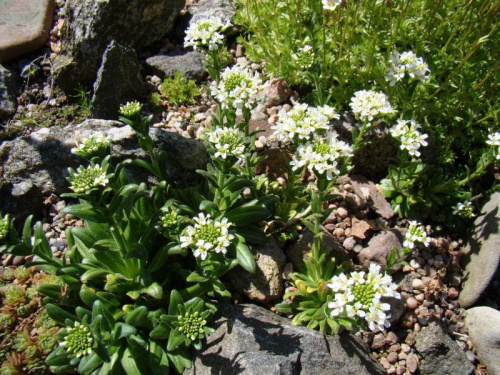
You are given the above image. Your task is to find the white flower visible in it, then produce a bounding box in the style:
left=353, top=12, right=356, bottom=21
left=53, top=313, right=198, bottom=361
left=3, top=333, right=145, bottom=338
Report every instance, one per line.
left=486, top=132, right=500, bottom=147
left=350, top=90, right=395, bottom=124
left=326, top=263, right=400, bottom=331
left=452, top=201, right=475, bottom=218
left=290, top=131, right=352, bottom=180
left=386, top=51, right=430, bottom=86
left=210, top=66, right=263, bottom=110
left=204, top=127, right=247, bottom=160
left=184, top=16, right=231, bottom=51
left=180, top=213, right=234, bottom=260
left=272, top=102, right=339, bottom=143
left=390, top=119, right=428, bottom=157
left=292, top=44, right=315, bottom=70
left=72, top=132, right=111, bottom=157
left=403, top=220, right=431, bottom=249
left=322, top=0, right=343, bottom=11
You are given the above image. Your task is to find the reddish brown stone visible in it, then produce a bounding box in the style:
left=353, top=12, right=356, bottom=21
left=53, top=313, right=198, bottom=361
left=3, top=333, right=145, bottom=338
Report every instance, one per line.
left=0, top=0, right=56, bottom=63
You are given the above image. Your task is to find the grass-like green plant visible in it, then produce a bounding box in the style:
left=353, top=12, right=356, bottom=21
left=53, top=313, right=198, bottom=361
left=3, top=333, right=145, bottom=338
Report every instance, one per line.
left=159, top=72, right=201, bottom=106
left=235, top=0, right=499, bottom=221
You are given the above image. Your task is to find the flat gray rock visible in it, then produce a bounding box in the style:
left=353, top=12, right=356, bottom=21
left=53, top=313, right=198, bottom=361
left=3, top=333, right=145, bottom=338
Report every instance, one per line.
left=466, top=306, right=500, bottom=375
left=145, top=51, right=207, bottom=83
left=185, top=303, right=385, bottom=375
left=90, top=41, right=147, bottom=120
left=459, top=192, right=500, bottom=308
left=0, top=0, right=55, bottom=63
left=415, top=322, right=474, bottom=375
left=358, top=229, right=403, bottom=268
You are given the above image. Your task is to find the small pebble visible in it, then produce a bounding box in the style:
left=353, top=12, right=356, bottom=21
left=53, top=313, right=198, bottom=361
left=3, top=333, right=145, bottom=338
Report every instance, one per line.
left=379, top=357, right=391, bottom=370
left=387, top=352, right=398, bottom=364
left=336, top=207, right=349, bottom=219
left=342, top=237, right=357, bottom=251
left=412, top=278, right=425, bottom=291
left=406, top=353, right=419, bottom=373
left=406, top=297, right=419, bottom=310
left=387, top=365, right=396, bottom=374
left=395, top=365, right=406, bottom=375
left=447, top=287, right=459, bottom=299
left=371, top=333, right=386, bottom=350
left=385, top=331, right=399, bottom=345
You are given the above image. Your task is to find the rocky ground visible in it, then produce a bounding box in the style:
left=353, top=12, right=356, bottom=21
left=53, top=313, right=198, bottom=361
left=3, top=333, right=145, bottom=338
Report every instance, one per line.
left=1, top=0, right=500, bottom=374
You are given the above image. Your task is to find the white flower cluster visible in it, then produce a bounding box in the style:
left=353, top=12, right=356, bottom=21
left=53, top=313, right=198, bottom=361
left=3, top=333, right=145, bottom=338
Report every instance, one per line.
left=290, top=131, right=353, bottom=180
left=272, top=102, right=339, bottom=143
left=386, top=51, right=430, bottom=86
left=180, top=213, right=234, bottom=260
left=70, top=165, right=109, bottom=193
left=349, top=90, right=395, bottom=124
left=71, top=132, right=111, bottom=157
left=452, top=201, right=475, bottom=218
left=322, top=0, right=342, bottom=11
left=486, top=132, right=500, bottom=160
left=210, top=66, right=263, bottom=110
left=204, top=127, right=247, bottom=160
left=403, top=221, right=431, bottom=249
left=327, top=264, right=401, bottom=331
left=184, top=16, right=231, bottom=51
left=389, top=119, right=428, bottom=157
left=292, top=44, right=315, bottom=70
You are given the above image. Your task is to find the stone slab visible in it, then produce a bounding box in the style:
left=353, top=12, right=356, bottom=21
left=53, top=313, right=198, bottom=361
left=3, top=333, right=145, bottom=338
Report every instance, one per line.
left=459, top=192, right=500, bottom=308
left=0, top=0, right=56, bottom=63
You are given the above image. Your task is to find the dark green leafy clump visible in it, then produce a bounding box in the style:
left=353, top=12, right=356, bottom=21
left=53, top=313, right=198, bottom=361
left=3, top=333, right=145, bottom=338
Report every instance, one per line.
left=160, top=72, right=201, bottom=106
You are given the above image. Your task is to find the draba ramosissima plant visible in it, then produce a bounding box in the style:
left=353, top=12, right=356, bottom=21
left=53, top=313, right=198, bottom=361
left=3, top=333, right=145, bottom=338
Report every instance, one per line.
left=386, top=51, right=430, bottom=87
left=180, top=213, right=234, bottom=260
left=403, top=221, right=431, bottom=249
left=389, top=119, right=429, bottom=158
left=272, top=102, right=339, bottom=143
left=184, top=16, right=231, bottom=52
left=290, top=132, right=353, bottom=181
left=349, top=90, right=395, bottom=125
left=203, top=127, right=248, bottom=161
left=119, top=100, right=142, bottom=118
left=67, top=163, right=109, bottom=194
left=59, top=322, right=94, bottom=359
left=452, top=201, right=475, bottom=219
left=210, top=66, right=264, bottom=111
left=327, top=264, right=401, bottom=331
left=71, top=132, right=111, bottom=159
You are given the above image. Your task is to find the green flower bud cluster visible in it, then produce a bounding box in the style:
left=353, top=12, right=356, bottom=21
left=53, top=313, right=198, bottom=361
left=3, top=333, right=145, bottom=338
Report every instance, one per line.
left=0, top=214, right=9, bottom=240
left=119, top=101, right=142, bottom=117
left=60, top=322, right=94, bottom=358
left=178, top=311, right=207, bottom=341
left=72, top=133, right=111, bottom=158
left=352, top=282, right=377, bottom=309
left=292, top=45, right=315, bottom=70
left=161, top=211, right=179, bottom=232
left=70, top=165, right=109, bottom=194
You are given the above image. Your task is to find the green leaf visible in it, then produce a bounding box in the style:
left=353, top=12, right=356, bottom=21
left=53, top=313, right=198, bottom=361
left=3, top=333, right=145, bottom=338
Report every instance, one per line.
left=37, top=284, right=63, bottom=299
left=81, top=268, right=109, bottom=283
left=167, top=329, right=184, bottom=351
left=225, top=202, right=271, bottom=226
left=235, top=235, right=256, bottom=273
left=46, top=304, right=79, bottom=324
left=168, top=290, right=183, bottom=315
left=62, top=204, right=107, bottom=223
left=46, top=346, right=71, bottom=367
left=124, top=306, right=149, bottom=327
left=236, top=225, right=267, bottom=244
left=148, top=341, right=170, bottom=374
left=78, top=352, right=104, bottom=374
left=149, top=322, right=171, bottom=340
left=142, top=282, right=163, bottom=299
left=167, top=347, right=192, bottom=374
left=274, top=302, right=293, bottom=314
left=186, top=271, right=209, bottom=283
left=121, top=347, right=143, bottom=375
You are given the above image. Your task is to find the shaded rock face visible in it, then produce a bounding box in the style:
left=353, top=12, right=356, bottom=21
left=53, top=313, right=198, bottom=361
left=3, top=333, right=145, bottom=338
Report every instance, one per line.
left=0, top=64, right=19, bottom=122
left=0, top=119, right=209, bottom=221
left=414, top=322, right=474, bottom=375
left=52, top=0, right=185, bottom=93
left=90, top=41, right=148, bottom=120
left=185, top=303, right=385, bottom=375
left=145, top=51, right=207, bottom=83
left=465, top=306, right=500, bottom=375
left=227, top=237, right=286, bottom=303
left=0, top=0, right=56, bottom=63
left=459, top=192, right=500, bottom=308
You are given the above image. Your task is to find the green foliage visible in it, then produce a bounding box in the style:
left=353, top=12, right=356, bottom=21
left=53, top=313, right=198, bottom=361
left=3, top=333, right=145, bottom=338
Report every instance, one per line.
left=159, top=72, right=201, bottom=106
left=235, top=0, right=500, bottom=219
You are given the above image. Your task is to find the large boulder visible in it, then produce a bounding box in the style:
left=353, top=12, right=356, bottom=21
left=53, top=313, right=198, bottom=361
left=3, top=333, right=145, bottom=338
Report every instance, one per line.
left=145, top=51, right=207, bottom=83
left=0, top=0, right=55, bottom=63
left=459, top=192, right=500, bottom=308
left=90, top=41, right=148, bottom=120
left=185, top=303, right=385, bottom=375
left=0, top=120, right=209, bottom=220
left=466, top=306, right=500, bottom=375
left=0, top=64, right=19, bottom=122
left=52, top=0, right=185, bottom=93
